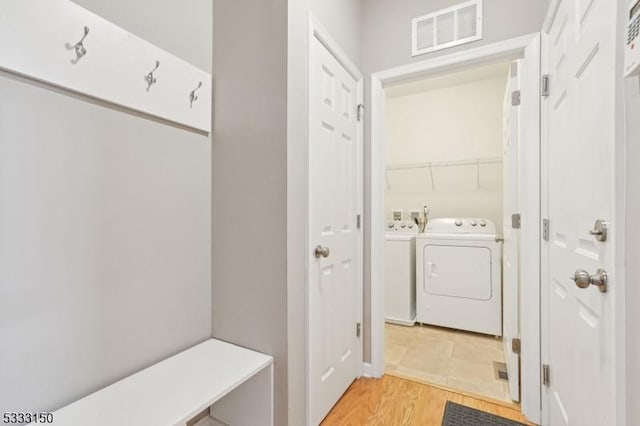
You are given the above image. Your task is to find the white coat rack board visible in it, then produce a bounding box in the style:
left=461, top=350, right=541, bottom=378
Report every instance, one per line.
left=0, top=0, right=212, bottom=133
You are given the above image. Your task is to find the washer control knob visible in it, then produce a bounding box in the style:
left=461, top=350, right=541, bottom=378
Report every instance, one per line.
left=480, top=220, right=487, bottom=227
left=455, top=219, right=463, bottom=226
left=400, top=222, right=406, bottom=228
left=408, top=223, right=414, bottom=228
left=470, top=220, right=478, bottom=226
left=387, top=222, right=395, bottom=229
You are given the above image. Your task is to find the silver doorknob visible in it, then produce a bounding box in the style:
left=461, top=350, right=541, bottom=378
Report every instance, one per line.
left=571, top=269, right=608, bottom=293
left=571, top=270, right=591, bottom=288
left=314, top=245, right=330, bottom=259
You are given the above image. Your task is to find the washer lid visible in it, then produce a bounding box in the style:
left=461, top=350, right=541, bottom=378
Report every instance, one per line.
left=425, top=218, right=496, bottom=234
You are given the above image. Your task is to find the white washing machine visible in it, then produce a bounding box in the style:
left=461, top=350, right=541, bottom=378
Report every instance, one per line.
left=416, top=218, right=502, bottom=336
left=384, top=220, right=417, bottom=326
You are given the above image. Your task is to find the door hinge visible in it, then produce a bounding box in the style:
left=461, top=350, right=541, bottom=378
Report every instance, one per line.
left=511, top=338, right=521, bottom=355
left=356, top=214, right=361, bottom=229
left=357, top=104, right=364, bottom=122
left=542, top=364, right=550, bottom=387
left=356, top=322, right=361, bottom=338
left=543, top=218, right=550, bottom=241
left=511, top=90, right=521, bottom=106
left=542, top=74, right=550, bottom=97
left=512, top=213, right=521, bottom=229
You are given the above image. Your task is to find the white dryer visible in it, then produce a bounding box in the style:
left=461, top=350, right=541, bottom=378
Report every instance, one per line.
left=416, top=218, right=502, bottom=336
left=385, top=220, right=417, bottom=326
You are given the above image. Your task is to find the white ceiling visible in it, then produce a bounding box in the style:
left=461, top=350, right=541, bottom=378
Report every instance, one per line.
left=385, top=61, right=511, bottom=99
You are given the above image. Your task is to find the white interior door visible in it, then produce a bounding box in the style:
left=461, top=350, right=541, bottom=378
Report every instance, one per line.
left=543, top=0, right=618, bottom=424
left=308, top=35, right=361, bottom=425
left=502, top=60, right=521, bottom=403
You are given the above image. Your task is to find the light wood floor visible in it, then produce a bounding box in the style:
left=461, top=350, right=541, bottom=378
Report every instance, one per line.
left=321, top=375, right=533, bottom=426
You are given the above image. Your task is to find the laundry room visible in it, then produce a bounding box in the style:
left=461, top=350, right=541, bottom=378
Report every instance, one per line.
left=383, top=61, right=518, bottom=403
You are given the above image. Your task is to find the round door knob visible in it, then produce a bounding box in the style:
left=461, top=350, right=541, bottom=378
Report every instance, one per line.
left=314, top=245, right=330, bottom=259
left=571, top=269, right=608, bottom=293
left=571, top=269, right=591, bottom=289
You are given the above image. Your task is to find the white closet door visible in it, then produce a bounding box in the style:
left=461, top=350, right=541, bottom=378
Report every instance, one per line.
left=542, top=0, right=618, bottom=424
left=502, top=60, right=522, bottom=402
left=307, top=34, right=360, bottom=425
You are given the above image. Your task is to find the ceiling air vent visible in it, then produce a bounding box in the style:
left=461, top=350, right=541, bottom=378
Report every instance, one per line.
left=412, top=0, right=483, bottom=57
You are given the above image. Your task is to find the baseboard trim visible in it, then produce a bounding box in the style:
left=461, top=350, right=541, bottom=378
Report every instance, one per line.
left=384, top=317, right=416, bottom=327
left=362, top=362, right=373, bottom=378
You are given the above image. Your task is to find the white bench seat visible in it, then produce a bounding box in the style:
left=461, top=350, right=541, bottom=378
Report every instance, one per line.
left=30, top=339, right=273, bottom=426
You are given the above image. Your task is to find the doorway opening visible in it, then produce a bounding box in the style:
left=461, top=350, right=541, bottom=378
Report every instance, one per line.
left=382, top=61, right=514, bottom=403
left=368, top=34, right=542, bottom=424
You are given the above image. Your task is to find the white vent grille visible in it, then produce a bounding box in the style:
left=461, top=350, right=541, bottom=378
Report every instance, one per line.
left=412, top=0, right=483, bottom=57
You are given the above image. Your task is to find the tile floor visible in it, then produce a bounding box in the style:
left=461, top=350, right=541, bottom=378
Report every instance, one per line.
left=384, top=322, right=513, bottom=402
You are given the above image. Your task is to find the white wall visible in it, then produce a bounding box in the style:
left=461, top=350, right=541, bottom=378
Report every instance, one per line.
left=211, top=1, right=288, bottom=425
left=211, top=0, right=363, bottom=423
left=287, top=0, right=362, bottom=424
left=0, top=0, right=212, bottom=414
left=361, top=0, right=547, bottom=362
left=384, top=74, right=506, bottom=230
left=362, top=0, right=546, bottom=73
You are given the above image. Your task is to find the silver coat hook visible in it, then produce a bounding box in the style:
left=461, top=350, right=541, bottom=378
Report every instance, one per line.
left=145, top=61, right=160, bottom=91
left=190, top=81, right=202, bottom=108
left=66, top=26, right=89, bottom=64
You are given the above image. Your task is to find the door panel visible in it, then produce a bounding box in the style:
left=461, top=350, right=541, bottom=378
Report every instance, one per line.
left=543, top=0, right=617, bottom=424
left=308, top=36, right=360, bottom=425
left=502, top=60, right=521, bottom=402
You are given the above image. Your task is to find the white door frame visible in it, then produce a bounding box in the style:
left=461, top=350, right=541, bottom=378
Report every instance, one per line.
left=306, top=13, right=364, bottom=422
left=540, top=1, right=627, bottom=424
left=369, top=33, right=542, bottom=423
